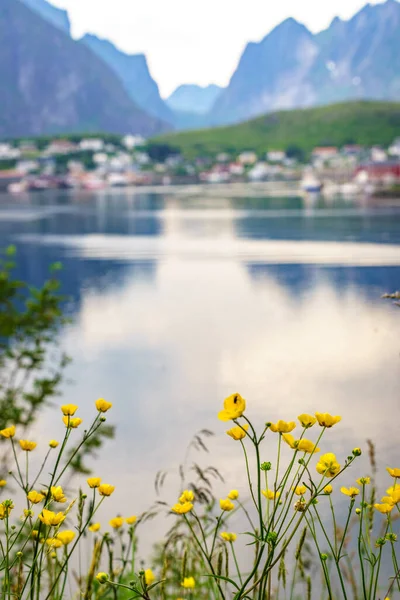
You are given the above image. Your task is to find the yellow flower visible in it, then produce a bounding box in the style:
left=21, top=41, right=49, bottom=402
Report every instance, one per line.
left=386, top=467, right=400, bottom=478
left=294, top=485, right=307, bottom=496
left=269, top=420, right=296, bottom=433
left=228, top=489, right=239, bottom=500
left=51, top=486, right=67, bottom=503
left=23, top=509, right=34, bottom=518
left=89, top=523, right=101, bottom=532
left=0, top=426, right=16, bottom=438
left=98, top=484, right=115, bottom=497
left=315, top=413, right=342, bottom=428
left=56, top=531, right=75, bottom=545
left=0, top=502, right=13, bottom=520
left=298, top=414, right=317, bottom=428
left=218, top=393, right=246, bottom=421
left=0, top=480, right=6, bottom=487
left=388, top=489, right=400, bottom=504
left=109, top=517, right=124, bottom=529
left=38, top=509, right=65, bottom=526
left=282, top=434, right=296, bottom=449
left=220, top=498, right=235, bottom=511
left=31, top=530, right=39, bottom=539
left=387, top=484, right=400, bottom=495
left=49, top=440, right=59, bottom=448
left=357, top=477, right=371, bottom=485
left=126, top=516, right=137, bottom=525
left=62, top=416, right=82, bottom=428
left=87, top=478, right=101, bottom=489
left=380, top=496, right=396, bottom=506
left=316, top=453, right=341, bottom=478
left=296, top=439, right=320, bottom=454
left=27, top=491, right=45, bottom=504
left=19, top=440, right=37, bottom=451
left=181, top=577, right=195, bottom=589
left=221, top=532, right=237, bottom=542
left=61, top=404, right=78, bottom=416
left=226, top=424, right=249, bottom=440
left=46, top=538, right=63, bottom=549
left=179, top=490, right=194, bottom=503
left=340, top=487, right=359, bottom=498
left=262, top=489, right=280, bottom=500
left=374, top=503, right=394, bottom=514
left=171, top=502, right=193, bottom=514
left=324, top=485, right=333, bottom=494
left=144, top=569, right=155, bottom=586
left=96, top=572, right=109, bottom=584
left=95, top=398, right=113, bottom=413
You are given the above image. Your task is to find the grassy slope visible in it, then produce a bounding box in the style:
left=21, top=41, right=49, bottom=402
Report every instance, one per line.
left=153, top=101, right=400, bottom=158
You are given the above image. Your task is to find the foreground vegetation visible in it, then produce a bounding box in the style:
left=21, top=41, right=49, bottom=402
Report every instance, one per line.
left=0, top=395, right=399, bottom=599
left=153, top=100, right=400, bottom=159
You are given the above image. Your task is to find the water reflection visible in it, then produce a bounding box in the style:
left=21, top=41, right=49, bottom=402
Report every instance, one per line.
left=0, top=189, right=399, bottom=564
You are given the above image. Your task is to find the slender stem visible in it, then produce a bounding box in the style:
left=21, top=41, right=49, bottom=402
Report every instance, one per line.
left=358, top=485, right=368, bottom=600
left=231, top=542, right=243, bottom=585
left=11, top=438, right=25, bottom=490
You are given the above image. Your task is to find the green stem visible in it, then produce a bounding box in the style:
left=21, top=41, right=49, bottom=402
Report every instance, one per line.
left=231, top=542, right=243, bottom=585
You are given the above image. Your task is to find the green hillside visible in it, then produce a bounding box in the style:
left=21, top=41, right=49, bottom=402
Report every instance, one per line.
left=153, top=101, right=400, bottom=158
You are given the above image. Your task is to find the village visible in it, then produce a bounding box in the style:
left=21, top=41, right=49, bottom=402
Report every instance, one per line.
left=0, top=133, right=400, bottom=197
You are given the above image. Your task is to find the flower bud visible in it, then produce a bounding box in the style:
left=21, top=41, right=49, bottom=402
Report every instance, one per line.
left=375, top=537, right=386, bottom=548
left=320, top=553, right=328, bottom=561
left=352, top=448, right=362, bottom=457
left=355, top=508, right=361, bottom=515
left=96, top=572, right=109, bottom=584
left=260, top=462, right=272, bottom=471
left=386, top=533, right=397, bottom=542
left=16, top=552, right=23, bottom=558
left=100, top=417, right=106, bottom=423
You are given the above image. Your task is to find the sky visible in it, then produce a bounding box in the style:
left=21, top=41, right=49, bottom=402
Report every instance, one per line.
left=50, top=0, right=386, bottom=98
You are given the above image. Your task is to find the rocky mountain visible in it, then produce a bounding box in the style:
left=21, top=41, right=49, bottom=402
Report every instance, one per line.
left=20, top=0, right=70, bottom=34
left=0, top=0, right=169, bottom=138
left=166, top=84, right=223, bottom=114
left=81, top=34, right=174, bottom=124
left=211, top=0, right=400, bottom=125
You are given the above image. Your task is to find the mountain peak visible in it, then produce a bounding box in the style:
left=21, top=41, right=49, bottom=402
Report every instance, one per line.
left=19, top=0, right=70, bottom=34
left=167, top=84, right=223, bottom=114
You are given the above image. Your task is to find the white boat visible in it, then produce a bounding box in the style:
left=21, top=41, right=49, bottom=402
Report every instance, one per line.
left=8, top=181, right=28, bottom=194
left=301, top=173, right=322, bottom=193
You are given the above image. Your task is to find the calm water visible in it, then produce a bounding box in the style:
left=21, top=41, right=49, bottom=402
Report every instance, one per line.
left=0, top=186, right=399, bottom=571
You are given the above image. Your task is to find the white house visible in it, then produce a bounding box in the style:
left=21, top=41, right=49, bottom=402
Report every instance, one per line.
left=266, top=150, right=286, bottom=163
left=238, top=151, right=257, bottom=165
left=388, top=138, right=400, bottom=158
left=123, top=135, right=146, bottom=150
left=79, top=138, right=104, bottom=152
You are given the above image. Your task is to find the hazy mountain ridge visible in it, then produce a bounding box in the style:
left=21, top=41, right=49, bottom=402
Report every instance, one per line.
left=211, top=0, right=400, bottom=124
left=81, top=34, right=175, bottom=124
left=0, top=0, right=169, bottom=138
left=167, top=84, right=223, bottom=114
left=20, top=0, right=70, bottom=34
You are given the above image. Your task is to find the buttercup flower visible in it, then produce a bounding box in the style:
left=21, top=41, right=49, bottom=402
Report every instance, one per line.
left=171, top=502, right=193, bottom=514
left=109, top=517, right=124, bottom=529
left=46, top=538, right=63, bottom=549
left=38, top=509, right=65, bottom=526
left=374, top=503, right=394, bottom=514
left=181, top=577, right=195, bottom=589
left=49, top=440, right=59, bottom=448
left=89, top=523, right=101, bottom=532
left=341, top=487, right=359, bottom=498
left=95, top=398, right=113, bottom=413
left=220, top=498, right=235, bottom=511
left=62, top=416, right=82, bottom=429
left=0, top=480, right=6, bottom=487
left=61, top=404, right=78, bottom=416
left=0, top=426, right=16, bottom=439
left=23, top=509, right=34, bottom=518
left=387, top=484, right=400, bottom=495
left=324, top=485, right=333, bottom=494
left=226, top=424, right=249, bottom=440
left=56, top=531, right=75, bottom=545
left=228, top=489, right=239, bottom=500
left=387, top=489, right=400, bottom=504
left=262, top=489, right=280, bottom=500
left=294, top=485, right=307, bottom=496
left=51, top=486, right=67, bottom=503
left=0, top=501, right=14, bottom=520
left=387, top=467, right=400, bottom=478
left=221, top=532, right=237, bottom=542
left=380, top=496, right=396, bottom=506
left=296, top=439, right=320, bottom=454
left=179, top=490, right=194, bottom=503
left=315, top=413, right=342, bottom=428
left=282, top=434, right=296, bottom=449
left=87, top=478, right=101, bottom=489
left=27, top=491, right=45, bottom=504
left=218, top=393, right=246, bottom=421
left=316, top=453, right=341, bottom=478
left=98, top=484, right=115, bottom=497
left=126, top=515, right=137, bottom=525
left=19, top=440, right=37, bottom=452
left=357, top=477, right=371, bottom=485
left=96, top=573, right=109, bottom=584
left=269, top=420, right=296, bottom=433
left=144, top=569, right=155, bottom=586
left=298, top=414, right=317, bottom=428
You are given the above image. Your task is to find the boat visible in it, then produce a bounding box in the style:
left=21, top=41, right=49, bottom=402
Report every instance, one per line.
left=301, top=173, right=323, bottom=193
